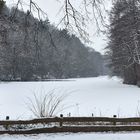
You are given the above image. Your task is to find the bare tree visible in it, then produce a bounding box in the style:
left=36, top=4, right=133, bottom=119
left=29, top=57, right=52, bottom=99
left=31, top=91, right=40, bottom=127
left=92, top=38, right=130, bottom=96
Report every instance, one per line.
left=10, top=0, right=107, bottom=42
left=60, top=0, right=107, bottom=41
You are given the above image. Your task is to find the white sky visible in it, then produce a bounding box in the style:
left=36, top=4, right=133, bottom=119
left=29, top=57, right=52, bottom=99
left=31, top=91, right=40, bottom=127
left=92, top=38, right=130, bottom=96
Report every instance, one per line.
left=6, top=0, right=112, bottom=54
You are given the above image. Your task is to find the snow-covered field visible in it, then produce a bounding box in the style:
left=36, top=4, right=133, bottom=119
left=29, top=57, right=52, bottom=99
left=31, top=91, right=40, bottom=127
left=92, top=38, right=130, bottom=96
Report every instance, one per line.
left=0, top=76, right=140, bottom=139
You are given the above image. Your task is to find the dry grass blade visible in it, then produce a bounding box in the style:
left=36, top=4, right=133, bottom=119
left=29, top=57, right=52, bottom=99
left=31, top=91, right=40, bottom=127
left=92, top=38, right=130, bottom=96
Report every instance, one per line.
left=26, top=88, right=71, bottom=118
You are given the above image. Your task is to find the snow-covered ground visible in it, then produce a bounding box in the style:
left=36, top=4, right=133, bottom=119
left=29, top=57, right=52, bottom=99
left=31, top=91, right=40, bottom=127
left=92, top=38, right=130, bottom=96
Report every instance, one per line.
left=0, top=76, right=140, bottom=119
left=0, top=76, right=140, bottom=139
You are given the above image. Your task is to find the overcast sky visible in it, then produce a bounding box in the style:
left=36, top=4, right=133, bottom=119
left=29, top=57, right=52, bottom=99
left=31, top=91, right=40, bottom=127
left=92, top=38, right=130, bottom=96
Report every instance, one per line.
left=6, top=0, right=112, bottom=54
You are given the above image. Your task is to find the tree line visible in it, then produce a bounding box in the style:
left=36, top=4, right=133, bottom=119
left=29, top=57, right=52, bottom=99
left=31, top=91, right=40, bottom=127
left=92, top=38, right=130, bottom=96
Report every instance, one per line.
left=0, top=1, right=104, bottom=81
left=107, top=0, right=140, bottom=86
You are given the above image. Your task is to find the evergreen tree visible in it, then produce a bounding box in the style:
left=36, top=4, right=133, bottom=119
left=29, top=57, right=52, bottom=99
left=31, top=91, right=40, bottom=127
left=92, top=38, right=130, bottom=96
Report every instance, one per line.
left=108, top=0, right=140, bottom=86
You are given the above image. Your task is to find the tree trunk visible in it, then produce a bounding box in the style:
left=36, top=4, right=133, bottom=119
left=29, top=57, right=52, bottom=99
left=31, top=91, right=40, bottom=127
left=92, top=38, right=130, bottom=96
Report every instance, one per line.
left=136, top=64, right=140, bottom=87
left=123, top=64, right=137, bottom=85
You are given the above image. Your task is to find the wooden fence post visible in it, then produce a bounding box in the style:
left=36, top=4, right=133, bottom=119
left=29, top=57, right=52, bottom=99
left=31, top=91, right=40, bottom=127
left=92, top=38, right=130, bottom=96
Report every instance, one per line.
left=113, top=115, right=117, bottom=125
left=5, top=116, right=10, bottom=130
left=60, top=114, right=63, bottom=127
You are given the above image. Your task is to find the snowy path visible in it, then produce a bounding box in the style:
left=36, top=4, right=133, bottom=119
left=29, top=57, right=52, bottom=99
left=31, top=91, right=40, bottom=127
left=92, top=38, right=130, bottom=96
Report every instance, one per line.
left=1, top=132, right=140, bottom=140
left=0, top=76, right=140, bottom=119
